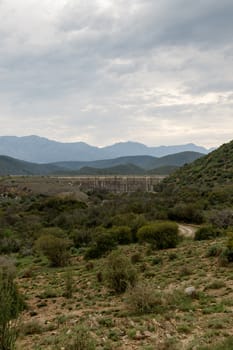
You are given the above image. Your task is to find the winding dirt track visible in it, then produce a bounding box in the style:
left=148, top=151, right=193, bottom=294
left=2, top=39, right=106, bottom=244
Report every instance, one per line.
left=178, top=224, right=197, bottom=238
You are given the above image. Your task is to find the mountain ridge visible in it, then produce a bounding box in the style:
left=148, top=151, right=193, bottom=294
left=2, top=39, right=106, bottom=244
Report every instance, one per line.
left=0, top=135, right=212, bottom=163
left=0, top=151, right=204, bottom=176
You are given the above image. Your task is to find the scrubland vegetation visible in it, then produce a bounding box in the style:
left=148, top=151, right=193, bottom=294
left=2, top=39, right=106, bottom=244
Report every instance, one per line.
left=0, top=140, right=233, bottom=349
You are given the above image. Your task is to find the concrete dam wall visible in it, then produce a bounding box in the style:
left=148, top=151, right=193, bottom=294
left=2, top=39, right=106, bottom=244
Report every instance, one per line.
left=0, top=175, right=166, bottom=197
left=72, top=175, right=165, bottom=193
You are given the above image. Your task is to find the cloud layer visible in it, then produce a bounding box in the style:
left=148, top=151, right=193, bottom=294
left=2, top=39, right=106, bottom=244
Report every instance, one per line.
left=0, top=0, right=232, bottom=147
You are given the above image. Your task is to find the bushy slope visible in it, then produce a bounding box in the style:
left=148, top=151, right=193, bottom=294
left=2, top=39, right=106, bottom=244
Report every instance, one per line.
left=160, top=139, right=233, bottom=207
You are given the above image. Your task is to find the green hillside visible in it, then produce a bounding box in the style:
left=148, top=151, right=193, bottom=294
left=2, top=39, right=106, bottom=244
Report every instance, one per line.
left=55, top=151, right=203, bottom=171
left=0, top=152, right=204, bottom=176
left=159, top=139, right=233, bottom=208
left=0, top=155, right=62, bottom=175
left=76, top=164, right=145, bottom=175
left=148, top=165, right=179, bottom=175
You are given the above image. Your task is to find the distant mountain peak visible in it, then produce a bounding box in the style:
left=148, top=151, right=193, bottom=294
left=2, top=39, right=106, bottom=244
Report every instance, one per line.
left=0, top=135, right=211, bottom=163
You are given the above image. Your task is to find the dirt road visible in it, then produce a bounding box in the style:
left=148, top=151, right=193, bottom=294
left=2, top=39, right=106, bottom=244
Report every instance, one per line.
left=178, top=224, right=197, bottom=238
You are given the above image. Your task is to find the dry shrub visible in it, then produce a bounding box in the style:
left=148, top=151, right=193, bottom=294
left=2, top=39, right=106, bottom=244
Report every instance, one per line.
left=103, top=250, right=137, bottom=293
left=126, top=280, right=163, bottom=314
left=35, top=234, right=70, bottom=267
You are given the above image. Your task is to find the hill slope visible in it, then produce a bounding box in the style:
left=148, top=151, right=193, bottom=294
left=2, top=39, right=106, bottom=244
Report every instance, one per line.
left=0, top=156, right=62, bottom=175
left=54, top=152, right=204, bottom=172
left=160, top=139, right=233, bottom=207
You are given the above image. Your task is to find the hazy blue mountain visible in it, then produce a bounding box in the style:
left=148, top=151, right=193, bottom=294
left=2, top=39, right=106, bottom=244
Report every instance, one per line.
left=0, top=135, right=211, bottom=163
left=103, top=141, right=209, bottom=158
left=0, top=136, right=100, bottom=163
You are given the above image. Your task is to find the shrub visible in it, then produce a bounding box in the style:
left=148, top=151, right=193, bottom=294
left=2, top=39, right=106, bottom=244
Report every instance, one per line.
left=64, top=269, right=75, bottom=299
left=194, top=225, right=223, bottom=241
left=56, top=324, right=96, bottom=350
left=20, top=320, right=44, bottom=335
left=38, top=227, right=66, bottom=238
left=126, top=280, right=163, bottom=314
left=0, top=236, right=20, bottom=254
left=199, top=336, right=233, bottom=350
left=35, top=234, right=71, bottom=267
left=111, top=213, right=147, bottom=241
left=209, top=209, right=233, bottom=229
left=151, top=256, right=163, bottom=265
left=109, top=226, right=132, bottom=244
left=226, top=231, right=233, bottom=262
left=131, top=253, right=142, bottom=264
left=227, top=231, right=233, bottom=250
left=168, top=204, right=204, bottom=224
left=137, top=222, right=179, bottom=249
left=218, top=248, right=230, bottom=267
left=0, top=260, right=24, bottom=350
left=206, top=244, right=223, bottom=257
left=168, top=252, right=178, bottom=261
left=84, top=232, right=117, bottom=259
left=71, top=229, right=93, bottom=248
left=103, top=250, right=137, bottom=293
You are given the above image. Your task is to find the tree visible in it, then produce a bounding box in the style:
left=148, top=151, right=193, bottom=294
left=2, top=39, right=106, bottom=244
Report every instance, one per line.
left=35, top=234, right=71, bottom=267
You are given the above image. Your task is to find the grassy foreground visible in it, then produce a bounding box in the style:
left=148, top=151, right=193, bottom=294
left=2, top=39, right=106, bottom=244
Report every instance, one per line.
left=15, top=236, right=233, bottom=350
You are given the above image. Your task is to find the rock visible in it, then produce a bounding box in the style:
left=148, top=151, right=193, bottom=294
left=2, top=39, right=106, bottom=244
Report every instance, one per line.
left=144, top=331, right=153, bottom=338
left=184, top=286, right=196, bottom=296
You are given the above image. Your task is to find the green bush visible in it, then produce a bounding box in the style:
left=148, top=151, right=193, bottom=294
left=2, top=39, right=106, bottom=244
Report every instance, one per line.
left=194, top=225, right=223, bottom=241
left=103, top=250, right=137, bottom=293
left=38, top=227, right=66, bottom=238
left=111, top=213, right=147, bottom=241
left=206, top=244, right=223, bottom=257
left=0, top=260, right=25, bottom=350
left=0, top=236, right=20, bottom=254
left=84, top=232, right=117, bottom=259
left=131, top=253, right=142, bottom=264
left=35, top=234, right=71, bottom=267
left=227, top=231, right=233, bottom=249
left=226, top=231, right=233, bottom=262
left=199, top=336, right=233, bottom=350
left=64, top=269, right=75, bottom=299
left=218, top=248, right=231, bottom=267
left=109, top=226, right=132, bottom=244
left=137, top=222, right=179, bottom=249
left=71, top=229, right=93, bottom=248
left=168, top=204, right=204, bottom=224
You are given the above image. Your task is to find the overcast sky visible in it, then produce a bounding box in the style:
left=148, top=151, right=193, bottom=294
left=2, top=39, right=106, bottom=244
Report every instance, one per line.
left=0, top=0, right=232, bottom=147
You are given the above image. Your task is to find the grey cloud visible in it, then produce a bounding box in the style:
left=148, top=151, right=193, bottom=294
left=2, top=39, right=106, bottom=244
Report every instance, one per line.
left=0, top=0, right=232, bottom=147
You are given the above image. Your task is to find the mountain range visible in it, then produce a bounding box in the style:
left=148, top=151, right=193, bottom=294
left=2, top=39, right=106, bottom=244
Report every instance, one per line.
left=0, top=135, right=212, bottom=163
left=0, top=151, right=204, bottom=176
